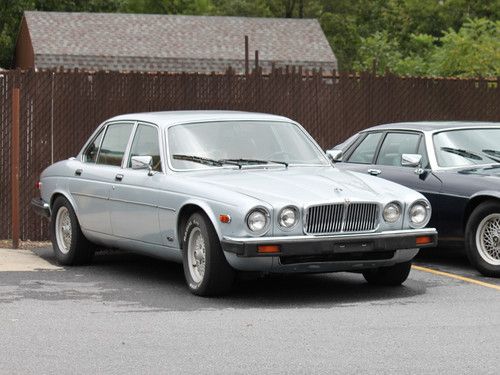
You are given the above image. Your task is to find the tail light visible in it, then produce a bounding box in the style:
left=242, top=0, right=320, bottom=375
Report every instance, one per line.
left=36, top=181, right=42, bottom=190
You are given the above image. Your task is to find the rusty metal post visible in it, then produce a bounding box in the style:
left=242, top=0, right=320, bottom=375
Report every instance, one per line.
left=244, top=35, right=249, bottom=76
left=11, top=86, right=20, bottom=249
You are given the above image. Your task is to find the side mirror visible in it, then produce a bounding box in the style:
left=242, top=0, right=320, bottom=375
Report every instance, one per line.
left=401, top=154, right=422, bottom=168
left=131, top=155, right=153, bottom=175
left=326, top=149, right=343, bottom=162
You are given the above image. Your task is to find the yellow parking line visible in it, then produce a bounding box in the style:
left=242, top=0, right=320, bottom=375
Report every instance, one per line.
left=412, top=265, right=500, bottom=291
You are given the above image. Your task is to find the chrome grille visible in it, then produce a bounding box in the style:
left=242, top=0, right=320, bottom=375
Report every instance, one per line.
left=305, top=203, right=379, bottom=234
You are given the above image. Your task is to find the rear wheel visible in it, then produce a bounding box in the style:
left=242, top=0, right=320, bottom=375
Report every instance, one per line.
left=465, top=201, right=500, bottom=277
left=50, top=196, right=95, bottom=265
left=181, top=212, right=235, bottom=296
left=362, top=261, right=411, bottom=286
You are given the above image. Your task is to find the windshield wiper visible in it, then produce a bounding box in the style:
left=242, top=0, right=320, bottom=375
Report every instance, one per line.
left=173, top=154, right=225, bottom=167
left=221, top=158, right=289, bottom=168
left=441, top=147, right=482, bottom=161
left=482, top=149, right=500, bottom=162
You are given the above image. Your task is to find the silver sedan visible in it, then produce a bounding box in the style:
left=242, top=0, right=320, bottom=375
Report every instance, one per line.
left=32, top=111, right=437, bottom=295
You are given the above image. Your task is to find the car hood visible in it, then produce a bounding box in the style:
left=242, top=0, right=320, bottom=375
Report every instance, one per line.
left=186, top=166, right=420, bottom=206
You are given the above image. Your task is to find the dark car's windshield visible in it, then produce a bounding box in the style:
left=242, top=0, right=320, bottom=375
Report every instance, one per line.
left=168, top=121, right=330, bottom=170
left=433, top=128, right=500, bottom=167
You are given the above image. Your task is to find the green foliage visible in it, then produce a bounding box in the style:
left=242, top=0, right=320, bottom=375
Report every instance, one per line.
left=0, top=0, right=498, bottom=77
left=430, top=18, right=500, bottom=77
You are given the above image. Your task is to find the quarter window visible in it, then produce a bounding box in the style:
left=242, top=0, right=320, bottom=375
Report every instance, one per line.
left=346, top=133, right=383, bottom=164
left=376, top=133, right=421, bottom=166
left=128, top=124, right=162, bottom=172
left=83, top=128, right=104, bottom=163
left=96, top=123, right=134, bottom=166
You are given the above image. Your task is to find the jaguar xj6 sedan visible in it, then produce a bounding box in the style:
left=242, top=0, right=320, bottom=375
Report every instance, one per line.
left=328, top=122, right=500, bottom=277
left=32, top=111, right=437, bottom=295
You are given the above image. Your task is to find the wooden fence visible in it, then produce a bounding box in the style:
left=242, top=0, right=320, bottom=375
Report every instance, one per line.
left=0, top=68, right=499, bottom=241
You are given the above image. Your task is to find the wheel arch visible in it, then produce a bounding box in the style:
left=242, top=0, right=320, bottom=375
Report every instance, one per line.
left=464, top=191, right=500, bottom=230
left=50, top=190, right=79, bottom=216
left=177, top=201, right=221, bottom=246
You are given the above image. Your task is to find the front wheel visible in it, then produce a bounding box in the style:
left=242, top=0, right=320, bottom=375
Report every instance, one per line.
left=50, top=196, right=95, bottom=265
left=181, top=212, right=235, bottom=296
left=362, top=261, right=411, bottom=286
left=465, top=201, right=500, bottom=277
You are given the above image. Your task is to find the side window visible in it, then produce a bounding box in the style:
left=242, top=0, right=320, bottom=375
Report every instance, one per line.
left=376, top=132, right=421, bottom=167
left=128, top=124, right=162, bottom=172
left=346, top=133, right=383, bottom=164
left=96, top=123, right=134, bottom=167
left=83, top=128, right=104, bottom=163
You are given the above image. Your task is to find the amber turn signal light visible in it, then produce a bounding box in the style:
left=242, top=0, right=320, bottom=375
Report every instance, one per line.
left=416, top=236, right=433, bottom=245
left=257, top=245, right=280, bottom=254
left=219, top=214, right=231, bottom=223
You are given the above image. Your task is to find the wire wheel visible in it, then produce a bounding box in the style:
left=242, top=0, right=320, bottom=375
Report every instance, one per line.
left=476, top=213, right=500, bottom=266
left=55, top=206, right=72, bottom=254
left=187, top=227, right=206, bottom=284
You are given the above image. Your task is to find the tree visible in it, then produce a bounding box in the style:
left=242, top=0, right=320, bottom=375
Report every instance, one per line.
left=429, top=18, right=500, bottom=77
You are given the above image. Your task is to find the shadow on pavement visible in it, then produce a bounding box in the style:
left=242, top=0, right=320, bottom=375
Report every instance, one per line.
left=14, top=247, right=429, bottom=311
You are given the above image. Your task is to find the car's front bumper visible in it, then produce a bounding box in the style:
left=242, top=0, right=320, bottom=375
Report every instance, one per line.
left=31, top=198, right=50, bottom=218
left=221, top=228, right=438, bottom=258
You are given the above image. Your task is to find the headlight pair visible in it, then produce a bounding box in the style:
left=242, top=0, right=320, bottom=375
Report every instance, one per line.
left=382, top=200, right=431, bottom=228
left=246, top=206, right=299, bottom=234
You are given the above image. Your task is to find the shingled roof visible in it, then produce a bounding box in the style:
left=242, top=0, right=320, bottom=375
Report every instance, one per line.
left=17, top=11, right=337, bottom=73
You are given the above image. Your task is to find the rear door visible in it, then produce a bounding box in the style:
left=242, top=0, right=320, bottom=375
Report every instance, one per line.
left=70, top=122, right=135, bottom=235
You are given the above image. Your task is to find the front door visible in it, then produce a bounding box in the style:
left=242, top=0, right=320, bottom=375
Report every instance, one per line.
left=109, top=123, right=164, bottom=245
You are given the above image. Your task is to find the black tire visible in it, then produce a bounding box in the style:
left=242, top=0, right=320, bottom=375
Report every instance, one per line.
left=362, top=261, right=412, bottom=286
left=465, top=201, right=500, bottom=277
left=181, top=212, right=235, bottom=296
left=50, top=196, right=95, bottom=265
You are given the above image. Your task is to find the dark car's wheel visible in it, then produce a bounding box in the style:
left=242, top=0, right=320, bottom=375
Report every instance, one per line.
left=465, top=201, right=500, bottom=277
left=50, top=196, right=95, bottom=265
left=362, top=261, right=412, bottom=286
left=181, top=212, right=235, bottom=296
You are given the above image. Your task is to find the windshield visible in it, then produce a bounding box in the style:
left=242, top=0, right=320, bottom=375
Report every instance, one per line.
left=168, top=121, right=330, bottom=170
left=433, top=128, right=500, bottom=167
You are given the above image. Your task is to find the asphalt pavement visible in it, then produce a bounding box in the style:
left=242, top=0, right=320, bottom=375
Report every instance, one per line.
left=0, top=247, right=499, bottom=374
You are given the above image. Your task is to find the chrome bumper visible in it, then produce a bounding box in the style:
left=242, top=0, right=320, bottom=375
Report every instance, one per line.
left=221, top=228, right=438, bottom=257
left=31, top=198, right=50, bottom=218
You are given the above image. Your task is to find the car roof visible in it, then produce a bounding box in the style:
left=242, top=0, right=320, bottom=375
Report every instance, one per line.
left=362, top=121, right=500, bottom=133
left=107, top=110, right=294, bottom=128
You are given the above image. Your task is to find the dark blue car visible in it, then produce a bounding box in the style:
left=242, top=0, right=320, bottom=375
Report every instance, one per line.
left=328, top=122, right=500, bottom=277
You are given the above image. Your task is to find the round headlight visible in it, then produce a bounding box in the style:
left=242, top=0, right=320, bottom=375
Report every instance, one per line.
left=279, top=206, right=299, bottom=229
left=383, top=202, right=401, bottom=223
left=246, top=208, right=269, bottom=233
left=409, top=201, right=430, bottom=227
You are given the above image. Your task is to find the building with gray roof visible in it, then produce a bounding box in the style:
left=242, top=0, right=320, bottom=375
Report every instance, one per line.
left=15, top=11, right=337, bottom=73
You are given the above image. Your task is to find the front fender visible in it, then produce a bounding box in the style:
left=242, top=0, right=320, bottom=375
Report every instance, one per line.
left=470, top=190, right=500, bottom=201
left=178, top=199, right=223, bottom=240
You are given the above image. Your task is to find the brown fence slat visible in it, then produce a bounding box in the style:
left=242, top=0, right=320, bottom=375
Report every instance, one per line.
left=0, top=68, right=498, bottom=241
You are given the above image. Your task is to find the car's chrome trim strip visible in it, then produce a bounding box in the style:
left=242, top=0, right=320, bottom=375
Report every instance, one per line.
left=71, top=192, right=175, bottom=212
left=223, top=228, right=437, bottom=244
left=71, top=192, right=108, bottom=200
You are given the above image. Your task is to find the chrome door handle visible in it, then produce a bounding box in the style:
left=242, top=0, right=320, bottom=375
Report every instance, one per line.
left=115, top=173, right=123, bottom=181
left=75, top=169, right=82, bottom=176
left=368, top=169, right=381, bottom=176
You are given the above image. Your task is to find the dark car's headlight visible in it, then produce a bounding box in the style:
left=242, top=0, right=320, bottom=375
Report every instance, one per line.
left=246, top=207, right=270, bottom=234
left=278, top=206, right=299, bottom=229
left=383, top=201, right=402, bottom=223
left=409, top=200, right=431, bottom=228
